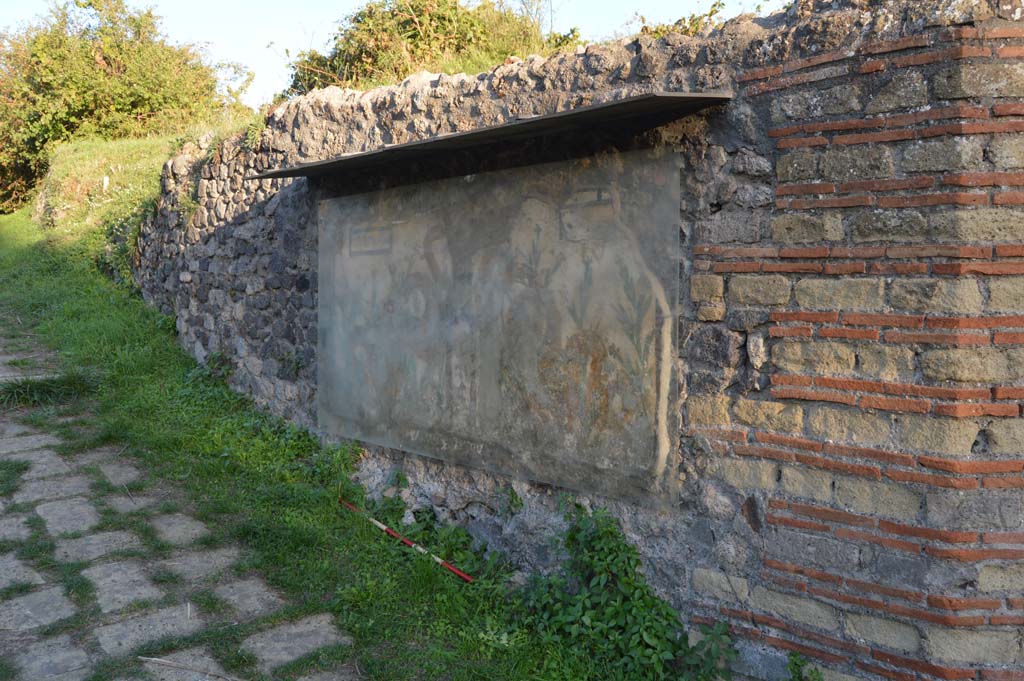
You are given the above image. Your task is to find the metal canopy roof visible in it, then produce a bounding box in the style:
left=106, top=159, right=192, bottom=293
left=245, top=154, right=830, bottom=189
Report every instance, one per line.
left=251, top=91, right=732, bottom=180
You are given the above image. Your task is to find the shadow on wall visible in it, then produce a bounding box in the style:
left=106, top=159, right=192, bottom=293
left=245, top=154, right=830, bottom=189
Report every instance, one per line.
left=136, top=142, right=319, bottom=428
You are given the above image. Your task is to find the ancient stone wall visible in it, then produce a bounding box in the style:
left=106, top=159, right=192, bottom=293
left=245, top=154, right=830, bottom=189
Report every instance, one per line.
left=136, top=0, right=1024, bottom=677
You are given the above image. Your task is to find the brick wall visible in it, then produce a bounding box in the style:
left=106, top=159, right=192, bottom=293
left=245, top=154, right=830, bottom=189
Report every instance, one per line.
left=687, top=23, right=1024, bottom=679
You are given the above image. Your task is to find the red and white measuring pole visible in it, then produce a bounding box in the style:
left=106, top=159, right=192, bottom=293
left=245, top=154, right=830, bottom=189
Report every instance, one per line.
left=338, top=496, right=475, bottom=583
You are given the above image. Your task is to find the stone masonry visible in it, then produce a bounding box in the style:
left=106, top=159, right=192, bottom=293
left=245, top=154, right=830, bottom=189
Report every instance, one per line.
left=134, top=0, right=1024, bottom=678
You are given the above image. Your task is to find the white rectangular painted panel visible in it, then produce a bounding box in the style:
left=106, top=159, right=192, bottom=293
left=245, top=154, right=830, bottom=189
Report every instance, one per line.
left=318, top=149, right=680, bottom=501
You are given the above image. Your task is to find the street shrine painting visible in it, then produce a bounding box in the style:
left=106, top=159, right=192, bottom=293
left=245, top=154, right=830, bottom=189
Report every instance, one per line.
left=318, top=149, right=680, bottom=500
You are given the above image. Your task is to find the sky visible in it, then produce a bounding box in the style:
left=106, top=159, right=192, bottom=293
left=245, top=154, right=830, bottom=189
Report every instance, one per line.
left=0, top=0, right=787, bottom=108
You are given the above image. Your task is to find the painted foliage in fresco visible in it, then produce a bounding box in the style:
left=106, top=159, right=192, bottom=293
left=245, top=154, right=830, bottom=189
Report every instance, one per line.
left=318, top=150, right=680, bottom=500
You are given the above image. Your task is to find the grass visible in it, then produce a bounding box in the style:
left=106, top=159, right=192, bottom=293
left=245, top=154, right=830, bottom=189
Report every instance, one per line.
left=0, top=371, right=97, bottom=409
left=0, top=146, right=592, bottom=679
left=0, top=460, right=29, bottom=497
left=0, top=583, right=35, bottom=602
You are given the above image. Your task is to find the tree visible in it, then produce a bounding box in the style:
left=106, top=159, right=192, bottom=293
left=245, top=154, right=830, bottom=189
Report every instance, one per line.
left=0, top=0, right=236, bottom=212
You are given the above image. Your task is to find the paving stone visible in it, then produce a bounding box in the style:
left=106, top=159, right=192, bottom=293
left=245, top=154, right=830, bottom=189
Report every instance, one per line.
left=106, top=494, right=159, bottom=513
left=215, top=577, right=285, bottom=618
left=157, top=547, right=239, bottom=581
left=0, top=513, right=32, bottom=542
left=0, top=422, right=34, bottom=438
left=12, top=475, right=92, bottom=504
left=55, top=530, right=143, bottom=563
left=41, top=672, right=94, bottom=681
left=0, top=552, right=44, bottom=589
left=82, top=560, right=164, bottom=613
left=0, top=434, right=60, bottom=454
left=299, top=666, right=363, bottom=681
left=94, top=604, right=205, bottom=656
left=98, top=462, right=141, bottom=486
left=36, top=497, right=100, bottom=536
left=69, top=448, right=120, bottom=469
left=1, top=449, right=72, bottom=480
left=241, top=614, right=352, bottom=674
left=13, top=634, right=91, bottom=680
left=0, top=587, right=76, bottom=630
left=151, top=513, right=210, bottom=546
left=141, top=646, right=228, bottom=681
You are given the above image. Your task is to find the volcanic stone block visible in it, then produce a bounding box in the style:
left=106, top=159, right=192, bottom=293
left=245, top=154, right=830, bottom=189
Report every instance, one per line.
left=241, top=614, right=352, bottom=673
left=0, top=552, right=44, bottom=589
left=82, top=560, right=164, bottom=613
left=94, top=604, right=205, bottom=655
left=36, top=497, right=100, bottom=536
left=55, top=531, right=143, bottom=563
left=150, top=513, right=210, bottom=546
left=0, top=587, right=76, bottom=630
left=13, top=635, right=91, bottom=681
left=214, top=577, right=286, bottom=617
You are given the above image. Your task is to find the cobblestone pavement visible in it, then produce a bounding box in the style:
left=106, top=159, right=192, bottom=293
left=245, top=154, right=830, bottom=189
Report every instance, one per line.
left=0, top=336, right=358, bottom=679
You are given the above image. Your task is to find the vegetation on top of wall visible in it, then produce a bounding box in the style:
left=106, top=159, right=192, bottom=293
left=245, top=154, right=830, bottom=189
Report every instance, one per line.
left=285, top=0, right=574, bottom=95
left=0, top=0, right=249, bottom=213
left=634, top=0, right=726, bottom=38
left=284, top=0, right=730, bottom=96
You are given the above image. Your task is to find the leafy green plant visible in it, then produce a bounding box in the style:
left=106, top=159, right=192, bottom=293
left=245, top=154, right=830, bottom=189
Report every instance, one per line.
left=522, top=505, right=736, bottom=680
left=787, top=653, right=825, bottom=681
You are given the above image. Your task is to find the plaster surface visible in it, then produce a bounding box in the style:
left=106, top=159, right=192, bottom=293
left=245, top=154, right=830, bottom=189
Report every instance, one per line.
left=318, top=149, right=680, bottom=500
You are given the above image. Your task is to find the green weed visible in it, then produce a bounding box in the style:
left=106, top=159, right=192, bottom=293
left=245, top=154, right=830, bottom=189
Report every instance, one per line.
left=522, top=505, right=736, bottom=680
left=787, top=653, right=825, bottom=681
left=0, top=371, right=96, bottom=410
left=0, top=582, right=35, bottom=602
left=0, top=460, right=29, bottom=497
left=189, top=589, right=228, bottom=615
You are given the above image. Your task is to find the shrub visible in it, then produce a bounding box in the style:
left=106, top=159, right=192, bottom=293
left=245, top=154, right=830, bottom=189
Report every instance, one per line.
left=0, top=0, right=239, bottom=211
left=285, top=0, right=577, bottom=94
left=635, top=1, right=726, bottom=38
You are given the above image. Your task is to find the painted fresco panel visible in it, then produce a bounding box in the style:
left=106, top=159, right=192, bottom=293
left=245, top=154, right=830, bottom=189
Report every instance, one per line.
left=318, top=150, right=680, bottom=500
